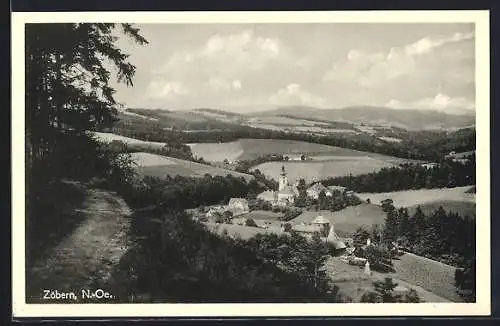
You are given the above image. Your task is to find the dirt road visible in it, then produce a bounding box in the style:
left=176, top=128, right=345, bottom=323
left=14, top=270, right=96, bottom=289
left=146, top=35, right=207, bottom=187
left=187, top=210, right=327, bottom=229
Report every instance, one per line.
left=26, top=187, right=132, bottom=303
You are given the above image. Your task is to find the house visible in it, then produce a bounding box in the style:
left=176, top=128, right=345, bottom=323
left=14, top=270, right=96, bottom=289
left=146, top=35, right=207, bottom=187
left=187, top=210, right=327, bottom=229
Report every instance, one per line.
left=231, top=217, right=248, bottom=226
left=306, top=183, right=332, bottom=199
left=292, top=224, right=322, bottom=234
left=312, top=215, right=331, bottom=237
left=257, top=190, right=277, bottom=202
left=205, top=205, right=226, bottom=218
left=228, top=198, right=250, bottom=216
left=421, top=162, right=438, bottom=169
left=327, top=185, right=346, bottom=195
left=326, top=224, right=347, bottom=252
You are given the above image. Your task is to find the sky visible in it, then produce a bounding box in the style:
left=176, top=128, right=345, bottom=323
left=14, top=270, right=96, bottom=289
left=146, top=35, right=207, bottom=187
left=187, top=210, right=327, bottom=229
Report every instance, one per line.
left=110, top=23, right=475, bottom=114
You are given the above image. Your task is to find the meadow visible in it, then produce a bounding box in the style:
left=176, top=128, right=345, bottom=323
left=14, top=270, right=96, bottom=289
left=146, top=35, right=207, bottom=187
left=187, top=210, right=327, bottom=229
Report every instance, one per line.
left=388, top=252, right=462, bottom=302
left=187, top=138, right=374, bottom=162
left=356, top=186, right=476, bottom=208
left=251, top=159, right=397, bottom=184
left=128, top=152, right=254, bottom=182
left=92, top=131, right=165, bottom=148
left=291, top=204, right=387, bottom=237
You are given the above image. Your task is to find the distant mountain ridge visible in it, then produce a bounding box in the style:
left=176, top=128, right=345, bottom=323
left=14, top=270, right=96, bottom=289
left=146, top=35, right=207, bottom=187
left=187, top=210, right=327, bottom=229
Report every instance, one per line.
left=248, top=105, right=475, bottom=130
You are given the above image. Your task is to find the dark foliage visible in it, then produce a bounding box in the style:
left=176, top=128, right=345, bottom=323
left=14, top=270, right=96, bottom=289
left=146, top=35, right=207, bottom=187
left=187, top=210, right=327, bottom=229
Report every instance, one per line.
left=321, top=157, right=475, bottom=193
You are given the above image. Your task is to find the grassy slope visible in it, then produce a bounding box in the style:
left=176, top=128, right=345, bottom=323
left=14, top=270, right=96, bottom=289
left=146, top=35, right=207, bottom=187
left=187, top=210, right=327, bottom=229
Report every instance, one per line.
left=356, top=186, right=476, bottom=208
left=252, top=159, right=396, bottom=184
left=291, top=204, right=387, bottom=237
left=130, top=152, right=255, bottom=182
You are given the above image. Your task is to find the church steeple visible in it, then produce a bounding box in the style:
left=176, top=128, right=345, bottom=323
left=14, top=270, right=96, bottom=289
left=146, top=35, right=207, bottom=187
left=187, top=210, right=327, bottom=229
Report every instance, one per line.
left=279, top=165, right=288, bottom=191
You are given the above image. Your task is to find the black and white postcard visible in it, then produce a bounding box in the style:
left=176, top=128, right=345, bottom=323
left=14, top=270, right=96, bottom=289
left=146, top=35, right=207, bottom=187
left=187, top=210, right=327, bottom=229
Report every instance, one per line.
left=11, top=10, right=491, bottom=318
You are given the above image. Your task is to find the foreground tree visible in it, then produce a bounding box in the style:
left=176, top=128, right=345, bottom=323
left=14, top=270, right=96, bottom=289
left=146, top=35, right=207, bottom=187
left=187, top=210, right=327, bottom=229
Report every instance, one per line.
left=26, top=23, right=148, bottom=176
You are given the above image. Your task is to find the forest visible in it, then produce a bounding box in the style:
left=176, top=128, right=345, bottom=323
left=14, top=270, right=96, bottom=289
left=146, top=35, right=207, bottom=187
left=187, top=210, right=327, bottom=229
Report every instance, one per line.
left=110, top=116, right=475, bottom=162
left=321, top=156, right=475, bottom=193
left=351, top=200, right=476, bottom=302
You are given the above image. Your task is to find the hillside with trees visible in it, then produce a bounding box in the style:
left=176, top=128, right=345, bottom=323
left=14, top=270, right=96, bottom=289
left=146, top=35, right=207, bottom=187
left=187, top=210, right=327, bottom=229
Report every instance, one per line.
left=321, top=156, right=475, bottom=193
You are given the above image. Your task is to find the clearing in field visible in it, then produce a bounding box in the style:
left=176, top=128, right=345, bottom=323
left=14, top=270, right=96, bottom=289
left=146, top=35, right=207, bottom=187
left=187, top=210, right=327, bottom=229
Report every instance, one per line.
left=291, top=204, right=387, bottom=237
left=129, top=152, right=254, bottom=182
left=251, top=159, right=396, bottom=184
left=356, top=186, right=476, bottom=208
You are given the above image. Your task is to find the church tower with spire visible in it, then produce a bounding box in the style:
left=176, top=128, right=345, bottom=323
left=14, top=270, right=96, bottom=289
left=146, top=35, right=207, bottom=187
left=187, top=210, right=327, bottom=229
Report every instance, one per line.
left=279, top=165, right=288, bottom=191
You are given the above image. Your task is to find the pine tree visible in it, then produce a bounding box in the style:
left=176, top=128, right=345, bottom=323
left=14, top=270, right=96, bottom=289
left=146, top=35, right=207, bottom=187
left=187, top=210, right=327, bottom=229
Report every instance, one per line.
left=397, top=208, right=411, bottom=246
left=383, top=207, right=399, bottom=244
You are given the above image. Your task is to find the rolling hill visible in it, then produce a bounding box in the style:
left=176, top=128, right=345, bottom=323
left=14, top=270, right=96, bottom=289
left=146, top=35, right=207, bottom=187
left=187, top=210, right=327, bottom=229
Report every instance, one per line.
left=128, top=152, right=254, bottom=182
left=356, top=186, right=475, bottom=208
left=187, top=138, right=409, bottom=163
left=251, top=159, right=397, bottom=184
left=291, top=204, right=387, bottom=237
left=254, top=106, right=475, bottom=131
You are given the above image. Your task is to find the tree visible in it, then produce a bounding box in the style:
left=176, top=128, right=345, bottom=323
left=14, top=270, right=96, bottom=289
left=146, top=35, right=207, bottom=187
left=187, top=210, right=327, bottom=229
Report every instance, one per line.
left=455, top=257, right=476, bottom=302
left=402, top=289, right=420, bottom=303
left=397, top=208, right=411, bottom=244
left=373, top=278, right=401, bottom=303
left=26, top=23, right=148, bottom=170
left=352, top=228, right=370, bottom=248
left=245, top=218, right=258, bottom=227
left=383, top=207, right=399, bottom=244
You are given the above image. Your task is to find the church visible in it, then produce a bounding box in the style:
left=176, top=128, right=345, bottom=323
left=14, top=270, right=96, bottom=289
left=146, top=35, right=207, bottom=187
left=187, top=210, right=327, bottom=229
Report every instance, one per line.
left=257, top=165, right=299, bottom=206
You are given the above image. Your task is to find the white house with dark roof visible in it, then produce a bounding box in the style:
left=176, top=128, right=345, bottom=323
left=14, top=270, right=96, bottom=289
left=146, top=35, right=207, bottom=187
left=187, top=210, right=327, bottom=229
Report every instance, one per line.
left=228, top=198, right=250, bottom=216
left=306, top=182, right=332, bottom=199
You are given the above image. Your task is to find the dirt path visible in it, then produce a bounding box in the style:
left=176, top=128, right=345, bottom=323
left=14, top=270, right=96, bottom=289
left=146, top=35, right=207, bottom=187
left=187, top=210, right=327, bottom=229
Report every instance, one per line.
left=26, top=188, right=132, bottom=303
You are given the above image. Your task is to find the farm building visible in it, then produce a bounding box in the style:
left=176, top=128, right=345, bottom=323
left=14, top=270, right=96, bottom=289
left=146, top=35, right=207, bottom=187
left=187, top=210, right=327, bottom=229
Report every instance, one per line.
left=307, top=182, right=333, bottom=199
left=327, top=185, right=346, bottom=194
left=205, top=205, right=226, bottom=218
left=421, top=162, right=439, bottom=169
left=228, top=198, right=250, bottom=216
left=257, top=190, right=278, bottom=202
left=326, top=225, right=347, bottom=251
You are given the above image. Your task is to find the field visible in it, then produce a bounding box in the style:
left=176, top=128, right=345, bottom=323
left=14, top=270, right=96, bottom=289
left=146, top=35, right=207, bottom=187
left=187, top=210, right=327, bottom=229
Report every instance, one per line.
left=187, top=138, right=391, bottom=163
left=291, top=204, right=387, bottom=237
left=324, top=257, right=451, bottom=303
left=203, top=222, right=285, bottom=240
left=92, top=132, right=165, bottom=148
left=356, top=186, right=476, bottom=208
left=238, top=210, right=284, bottom=221
left=128, top=152, right=254, bottom=182
left=251, top=159, right=396, bottom=184
left=388, top=252, right=462, bottom=302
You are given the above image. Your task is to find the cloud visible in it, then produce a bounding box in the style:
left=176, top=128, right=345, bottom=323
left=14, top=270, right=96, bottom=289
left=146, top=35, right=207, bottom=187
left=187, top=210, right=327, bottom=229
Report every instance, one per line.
left=386, top=93, right=475, bottom=114
left=269, top=83, right=327, bottom=107
left=403, top=31, right=474, bottom=56
left=145, top=80, right=188, bottom=99
left=321, top=31, right=475, bottom=110
left=158, top=29, right=286, bottom=79
left=323, top=31, right=474, bottom=86
left=206, top=77, right=242, bottom=92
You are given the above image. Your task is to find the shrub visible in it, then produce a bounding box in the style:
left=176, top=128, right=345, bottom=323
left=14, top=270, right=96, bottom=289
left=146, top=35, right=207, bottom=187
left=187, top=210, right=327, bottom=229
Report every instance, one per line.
left=245, top=218, right=258, bottom=227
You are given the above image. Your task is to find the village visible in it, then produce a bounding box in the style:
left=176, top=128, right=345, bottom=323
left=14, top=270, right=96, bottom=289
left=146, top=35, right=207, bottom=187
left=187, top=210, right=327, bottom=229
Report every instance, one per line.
left=187, top=164, right=388, bottom=279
